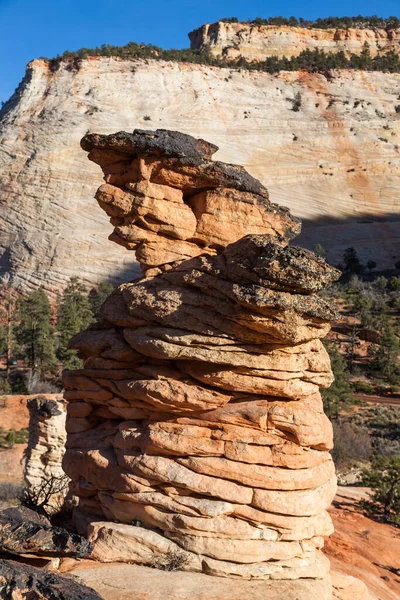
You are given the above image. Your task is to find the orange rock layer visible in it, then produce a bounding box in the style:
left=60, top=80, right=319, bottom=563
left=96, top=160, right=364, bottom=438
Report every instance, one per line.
left=62, top=129, right=340, bottom=587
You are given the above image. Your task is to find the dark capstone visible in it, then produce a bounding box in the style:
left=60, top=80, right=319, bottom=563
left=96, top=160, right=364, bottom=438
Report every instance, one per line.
left=0, top=506, right=92, bottom=558
left=218, top=235, right=341, bottom=293
left=81, top=128, right=218, bottom=160
left=0, top=559, right=103, bottom=600
left=27, top=397, right=62, bottom=418
left=80, top=129, right=273, bottom=201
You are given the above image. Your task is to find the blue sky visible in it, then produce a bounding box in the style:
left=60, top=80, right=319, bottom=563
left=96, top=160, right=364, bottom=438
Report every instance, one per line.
left=1, top=0, right=399, bottom=104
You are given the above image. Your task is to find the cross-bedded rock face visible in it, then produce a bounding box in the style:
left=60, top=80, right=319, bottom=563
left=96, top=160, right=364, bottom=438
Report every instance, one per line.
left=63, top=129, right=339, bottom=592
left=81, top=129, right=300, bottom=275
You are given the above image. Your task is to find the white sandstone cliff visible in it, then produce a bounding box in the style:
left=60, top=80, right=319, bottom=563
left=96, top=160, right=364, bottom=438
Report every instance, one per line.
left=189, top=21, right=400, bottom=60
left=0, top=57, right=399, bottom=293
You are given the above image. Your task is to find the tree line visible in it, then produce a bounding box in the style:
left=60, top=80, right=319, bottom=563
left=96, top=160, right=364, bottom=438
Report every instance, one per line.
left=0, top=278, right=113, bottom=392
left=45, top=42, right=400, bottom=76
left=317, top=245, right=400, bottom=527
left=220, top=15, right=400, bottom=30
left=320, top=246, right=400, bottom=420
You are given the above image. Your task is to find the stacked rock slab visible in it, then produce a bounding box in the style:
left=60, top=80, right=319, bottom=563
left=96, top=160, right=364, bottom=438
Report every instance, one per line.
left=63, top=130, right=340, bottom=587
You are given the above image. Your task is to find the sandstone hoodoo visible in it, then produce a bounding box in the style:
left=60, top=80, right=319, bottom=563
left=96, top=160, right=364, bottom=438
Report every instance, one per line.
left=24, top=396, right=68, bottom=513
left=62, top=129, right=340, bottom=593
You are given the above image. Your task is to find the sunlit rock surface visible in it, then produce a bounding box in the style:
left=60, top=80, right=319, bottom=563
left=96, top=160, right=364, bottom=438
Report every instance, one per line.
left=62, top=129, right=340, bottom=596
left=1, top=57, right=399, bottom=293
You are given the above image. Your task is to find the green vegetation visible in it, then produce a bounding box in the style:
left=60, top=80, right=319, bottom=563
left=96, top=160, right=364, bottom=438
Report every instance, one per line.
left=221, top=15, right=400, bottom=30
left=322, top=245, right=399, bottom=524
left=314, top=243, right=326, bottom=258
left=371, top=325, right=400, bottom=384
left=322, top=342, right=354, bottom=419
left=14, top=287, right=58, bottom=378
left=362, top=455, right=400, bottom=525
left=57, top=278, right=94, bottom=370
left=44, top=38, right=400, bottom=76
left=0, top=278, right=114, bottom=392
left=331, top=420, right=372, bottom=469
left=0, top=426, right=29, bottom=448
left=88, top=282, right=114, bottom=321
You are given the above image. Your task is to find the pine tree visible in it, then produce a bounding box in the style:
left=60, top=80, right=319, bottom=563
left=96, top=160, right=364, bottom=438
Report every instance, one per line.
left=57, top=278, right=94, bottom=370
left=372, top=325, right=400, bottom=384
left=322, top=342, right=354, bottom=419
left=88, top=282, right=114, bottom=321
left=343, top=247, right=363, bottom=275
left=388, top=276, right=400, bottom=292
left=0, top=284, right=16, bottom=379
left=14, top=287, right=57, bottom=377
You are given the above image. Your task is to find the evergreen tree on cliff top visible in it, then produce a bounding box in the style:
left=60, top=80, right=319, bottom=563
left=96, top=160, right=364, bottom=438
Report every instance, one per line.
left=14, top=287, right=57, bottom=377
left=57, top=278, right=94, bottom=370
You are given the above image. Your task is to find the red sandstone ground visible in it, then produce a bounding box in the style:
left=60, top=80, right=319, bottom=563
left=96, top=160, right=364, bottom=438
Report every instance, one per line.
left=0, top=444, right=25, bottom=483
left=0, top=395, right=31, bottom=431
left=326, top=488, right=400, bottom=600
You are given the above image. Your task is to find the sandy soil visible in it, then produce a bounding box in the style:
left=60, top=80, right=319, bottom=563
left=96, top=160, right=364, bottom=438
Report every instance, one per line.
left=0, top=444, right=25, bottom=483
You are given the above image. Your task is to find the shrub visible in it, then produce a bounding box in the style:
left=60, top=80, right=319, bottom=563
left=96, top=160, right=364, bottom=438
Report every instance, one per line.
left=362, top=456, right=400, bottom=524
left=352, top=381, right=375, bottom=394
left=314, top=244, right=326, bottom=257
left=21, top=474, right=69, bottom=516
left=25, top=371, right=59, bottom=395
left=151, top=549, right=191, bottom=571
left=0, top=378, right=11, bottom=394
left=0, top=481, right=24, bottom=502
left=292, top=92, right=302, bottom=111
left=5, top=431, right=16, bottom=448
left=331, top=420, right=372, bottom=470
left=388, top=276, right=400, bottom=291
left=375, top=275, right=387, bottom=290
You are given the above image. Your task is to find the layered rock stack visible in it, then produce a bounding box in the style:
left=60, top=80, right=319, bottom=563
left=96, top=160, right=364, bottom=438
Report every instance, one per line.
left=63, top=130, right=340, bottom=587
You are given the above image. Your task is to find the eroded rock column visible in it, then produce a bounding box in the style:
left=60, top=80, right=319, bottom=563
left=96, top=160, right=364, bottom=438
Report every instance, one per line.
left=25, top=396, right=68, bottom=512
left=63, top=129, right=339, bottom=587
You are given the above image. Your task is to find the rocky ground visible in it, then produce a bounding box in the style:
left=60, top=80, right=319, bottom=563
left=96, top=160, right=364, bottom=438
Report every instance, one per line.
left=49, top=487, right=398, bottom=600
